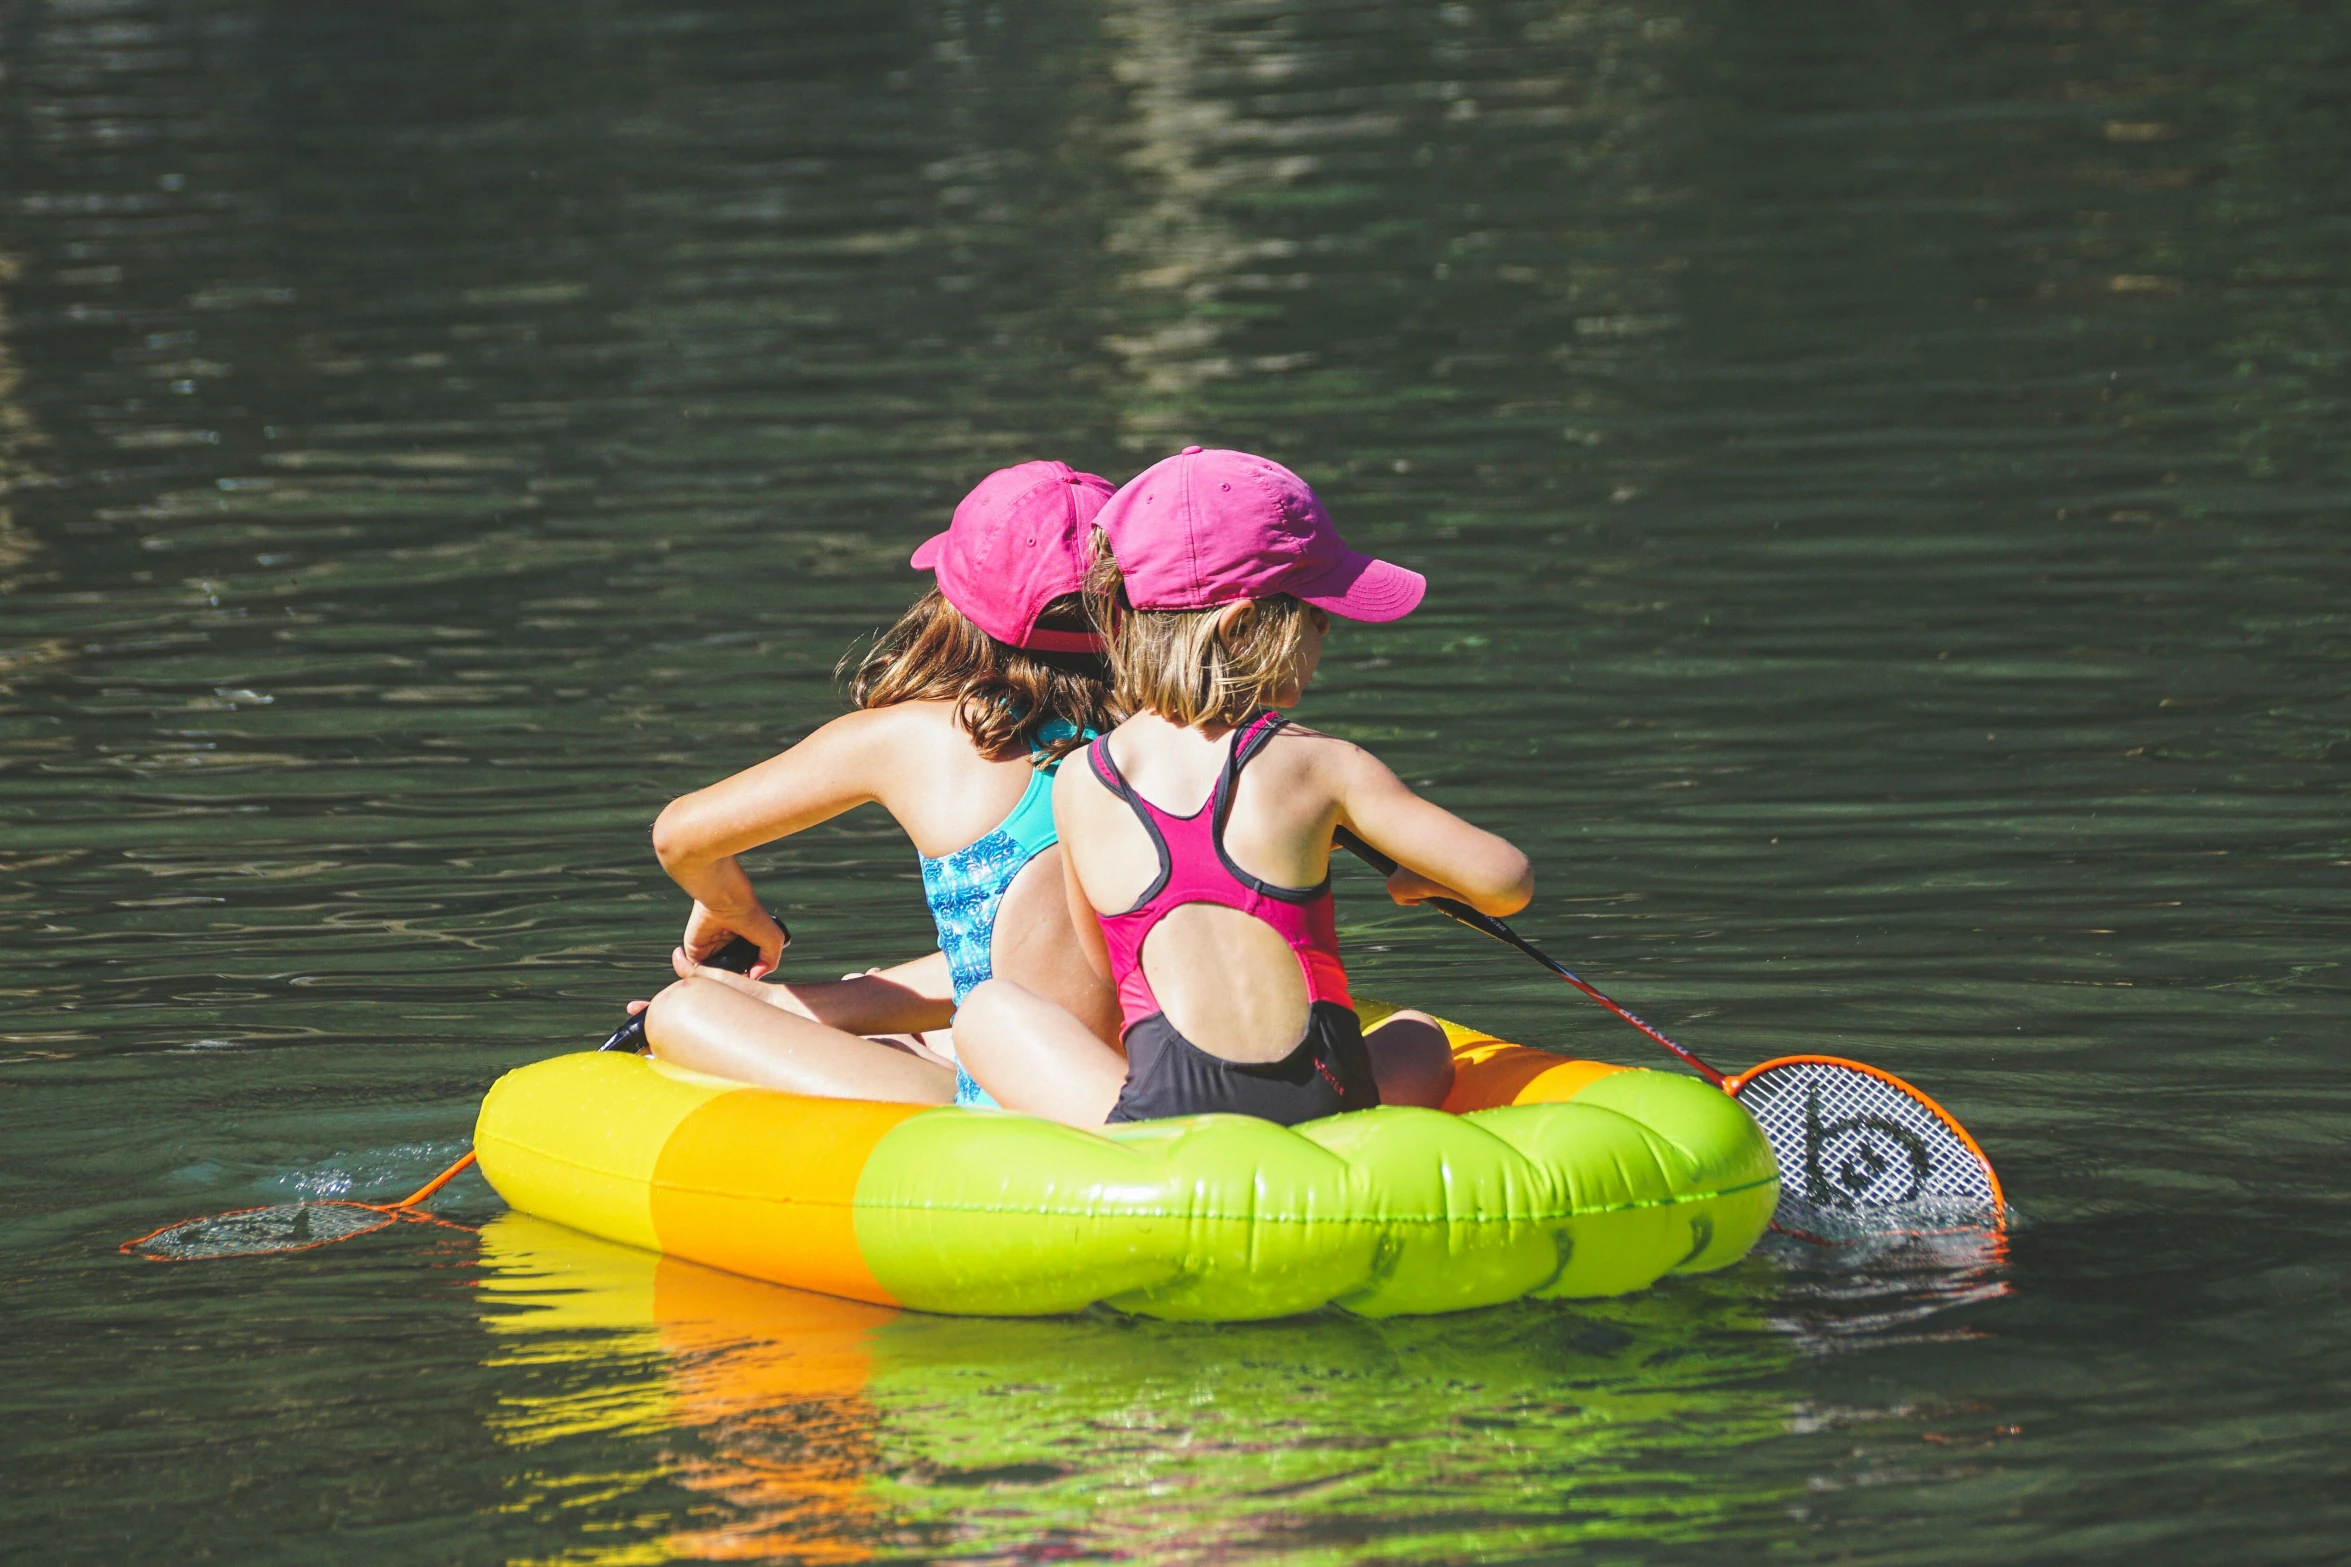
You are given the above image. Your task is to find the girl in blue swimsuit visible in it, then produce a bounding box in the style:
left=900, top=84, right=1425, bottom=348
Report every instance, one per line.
left=635, top=461, right=1124, bottom=1105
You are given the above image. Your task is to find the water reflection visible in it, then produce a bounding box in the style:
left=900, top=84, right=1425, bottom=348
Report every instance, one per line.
left=1758, top=1224, right=2011, bottom=1355
left=0, top=247, right=42, bottom=596
left=480, top=1213, right=1805, bottom=1563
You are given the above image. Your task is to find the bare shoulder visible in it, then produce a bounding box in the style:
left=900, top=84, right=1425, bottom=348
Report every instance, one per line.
left=819, top=698, right=966, bottom=753
left=1259, top=721, right=1384, bottom=786
left=773, top=703, right=980, bottom=802
left=1052, top=737, right=1111, bottom=804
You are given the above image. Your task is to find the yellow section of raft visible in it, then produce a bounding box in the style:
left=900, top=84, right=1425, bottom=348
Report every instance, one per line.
left=474, top=1005, right=1778, bottom=1321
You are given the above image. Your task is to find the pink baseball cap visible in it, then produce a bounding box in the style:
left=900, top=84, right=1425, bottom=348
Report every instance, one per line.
left=1094, top=446, right=1424, bottom=622
left=910, top=460, right=1115, bottom=652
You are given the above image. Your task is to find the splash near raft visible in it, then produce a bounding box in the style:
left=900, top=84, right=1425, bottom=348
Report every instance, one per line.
left=473, top=1005, right=1778, bottom=1321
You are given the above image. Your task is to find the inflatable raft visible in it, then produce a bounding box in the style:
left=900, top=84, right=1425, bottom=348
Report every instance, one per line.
left=474, top=1005, right=1778, bottom=1321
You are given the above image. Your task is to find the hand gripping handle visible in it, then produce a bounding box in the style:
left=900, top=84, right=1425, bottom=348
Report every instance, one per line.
left=597, top=928, right=770, bottom=1053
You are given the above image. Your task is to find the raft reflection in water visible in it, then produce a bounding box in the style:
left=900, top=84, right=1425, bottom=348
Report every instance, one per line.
left=477, top=1212, right=1803, bottom=1564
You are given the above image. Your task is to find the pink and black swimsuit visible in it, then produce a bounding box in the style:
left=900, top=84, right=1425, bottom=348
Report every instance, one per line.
left=1085, top=712, right=1380, bottom=1125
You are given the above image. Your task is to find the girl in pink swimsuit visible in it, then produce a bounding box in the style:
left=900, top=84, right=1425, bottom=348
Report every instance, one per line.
left=1085, top=708, right=1375, bottom=1121
left=955, top=447, right=1536, bottom=1128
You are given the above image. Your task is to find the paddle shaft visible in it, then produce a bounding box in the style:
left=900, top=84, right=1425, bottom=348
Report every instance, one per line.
left=1331, top=828, right=1726, bottom=1086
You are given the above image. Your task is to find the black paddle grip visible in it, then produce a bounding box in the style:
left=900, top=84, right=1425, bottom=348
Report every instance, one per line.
left=1331, top=825, right=1397, bottom=877
left=597, top=926, right=774, bottom=1053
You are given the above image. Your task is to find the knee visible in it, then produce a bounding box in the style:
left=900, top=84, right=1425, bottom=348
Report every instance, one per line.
left=1368, top=1009, right=1455, bottom=1109
left=953, top=978, right=1028, bottom=1046
left=644, top=975, right=717, bottom=1043
left=961, top=976, right=1038, bottom=1018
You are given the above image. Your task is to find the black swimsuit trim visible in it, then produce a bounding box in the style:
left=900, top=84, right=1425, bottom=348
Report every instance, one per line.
left=1086, top=738, right=1175, bottom=913
left=1208, top=713, right=1330, bottom=904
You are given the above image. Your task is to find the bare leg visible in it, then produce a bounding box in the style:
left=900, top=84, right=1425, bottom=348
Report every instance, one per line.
left=645, top=975, right=954, bottom=1104
left=954, top=978, right=1127, bottom=1128
left=1364, top=1008, right=1455, bottom=1109
left=662, top=949, right=956, bottom=1036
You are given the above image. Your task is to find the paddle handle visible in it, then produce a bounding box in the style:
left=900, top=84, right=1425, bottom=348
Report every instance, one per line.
left=598, top=929, right=770, bottom=1052
left=1330, top=828, right=1725, bottom=1085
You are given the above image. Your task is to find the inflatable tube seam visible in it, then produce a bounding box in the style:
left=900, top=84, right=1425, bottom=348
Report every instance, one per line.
left=480, top=1134, right=657, bottom=1182
left=839, top=1176, right=1776, bottom=1225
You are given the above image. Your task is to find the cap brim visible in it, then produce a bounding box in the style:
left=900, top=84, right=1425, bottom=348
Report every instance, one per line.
left=909, top=531, right=949, bottom=570
left=1287, top=551, right=1425, bottom=623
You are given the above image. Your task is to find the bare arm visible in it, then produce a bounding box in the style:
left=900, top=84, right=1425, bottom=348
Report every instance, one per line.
left=650, top=708, right=903, bottom=973
left=1335, top=747, right=1533, bottom=917
left=1061, top=838, right=1115, bottom=984
left=1054, top=763, right=1116, bottom=985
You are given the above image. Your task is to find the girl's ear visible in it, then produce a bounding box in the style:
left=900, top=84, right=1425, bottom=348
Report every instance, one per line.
left=1212, top=599, right=1256, bottom=639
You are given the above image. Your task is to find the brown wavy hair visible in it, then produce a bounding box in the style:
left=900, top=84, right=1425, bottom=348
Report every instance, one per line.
left=845, top=589, right=1113, bottom=762
left=1083, top=531, right=1319, bottom=728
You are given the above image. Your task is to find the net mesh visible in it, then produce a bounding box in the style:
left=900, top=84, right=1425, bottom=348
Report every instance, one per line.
left=1730, top=1060, right=1999, bottom=1229
left=126, top=1201, right=398, bottom=1261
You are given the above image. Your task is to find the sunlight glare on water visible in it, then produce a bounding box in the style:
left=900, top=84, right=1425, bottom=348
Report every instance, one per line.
left=1, top=0, right=2346, bottom=1562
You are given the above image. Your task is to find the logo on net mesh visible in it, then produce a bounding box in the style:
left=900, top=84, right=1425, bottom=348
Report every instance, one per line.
left=1799, top=1076, right=1932, bottom=1206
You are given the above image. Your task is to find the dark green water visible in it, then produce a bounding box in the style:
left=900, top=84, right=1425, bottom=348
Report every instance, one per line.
left=3, top=0, right=2346, bottom=1560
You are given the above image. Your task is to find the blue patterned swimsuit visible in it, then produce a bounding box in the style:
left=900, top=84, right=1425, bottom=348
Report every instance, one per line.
left=919, top=721, right=1088, bottom=1107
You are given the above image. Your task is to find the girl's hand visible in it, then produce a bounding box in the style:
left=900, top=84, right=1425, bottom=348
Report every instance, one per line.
left=667, top=949, right=794, bottom=1014
left=1385, top=866, right=1465, bottom=907
left=679, top=900, right=788, bottom=979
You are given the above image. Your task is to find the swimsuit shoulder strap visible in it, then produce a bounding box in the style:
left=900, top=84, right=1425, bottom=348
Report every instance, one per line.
left=995, top=721, right=1094, bottom=855
left=1229, top=710, right=1288, bottom=772
left=1208, top=711, right=1285, bottom=825
left=995, top=761, right=1059, bottom=857
left=1086, top=731, right=1131, bottom=796
left=1029, top=718, right=1091, bottom=773
left=1211, top=712, right=1328, bottom=902
left=1086, top=732, right=1173, bottom=912
left=1212, top=710, right=1289, bottom=815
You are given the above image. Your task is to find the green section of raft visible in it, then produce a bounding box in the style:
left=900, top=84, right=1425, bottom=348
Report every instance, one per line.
left=852, top=1074, right=1779, bottom=1319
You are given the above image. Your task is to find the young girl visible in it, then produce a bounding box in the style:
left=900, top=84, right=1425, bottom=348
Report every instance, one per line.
left=638, top=460, right=1125, bottom=1105
left=955, top=446, right=1534, bottom=1127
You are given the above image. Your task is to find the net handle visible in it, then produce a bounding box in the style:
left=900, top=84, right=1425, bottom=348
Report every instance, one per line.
left=1332, top=829, right=1727, bottom=1085
left=397, top=1149, right=477, bottom=1208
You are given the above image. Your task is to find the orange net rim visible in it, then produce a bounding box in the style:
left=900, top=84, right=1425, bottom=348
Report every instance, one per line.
left=1722, top=1052, right=2006, bottom=1216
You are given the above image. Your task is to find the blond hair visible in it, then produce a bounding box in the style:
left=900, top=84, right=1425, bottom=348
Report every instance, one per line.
left=845, top=589, right=1111, bottom=762
left=1084, top=534, right=1317, bottom=728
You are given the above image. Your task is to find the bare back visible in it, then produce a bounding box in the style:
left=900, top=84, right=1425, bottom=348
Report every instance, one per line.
left=656, top=698, right=1119, bottom=1042
left=1058, top=713, right=1353, bottom=1062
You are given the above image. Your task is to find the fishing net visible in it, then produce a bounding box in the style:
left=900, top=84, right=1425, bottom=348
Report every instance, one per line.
left=121, top=1150, right=480, bottom=1262
left=124, top=1201, right=404, bottom=1261
left=1727, top=1056, right=2003, bottom=1233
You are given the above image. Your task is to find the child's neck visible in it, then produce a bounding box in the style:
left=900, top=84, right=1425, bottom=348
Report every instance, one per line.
left=1133, top=708, right=1265, bottom=746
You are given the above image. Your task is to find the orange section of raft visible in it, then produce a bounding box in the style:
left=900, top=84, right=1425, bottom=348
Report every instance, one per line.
left=1436, top=1027, right=1626, bottom=1112
left=651, top=1094, right=929, bottom=1308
